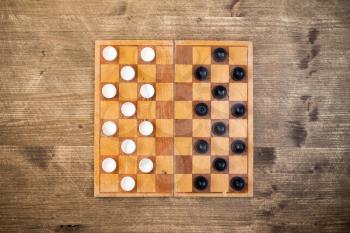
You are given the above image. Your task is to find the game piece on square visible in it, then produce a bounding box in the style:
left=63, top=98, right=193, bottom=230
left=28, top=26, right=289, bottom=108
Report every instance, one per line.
left=195, top=66, right=209, bottom=81
left=194, top=139, right=209, bottom=154
left=213, top=158, right=227, bottom=172
left=120, top=65, right=135, bottom=81
left=138, top=121, right=154, bottom=136
left=102, top=121, right=117, bottom=136
left=140, top=47, right=155, bottom=62
left=230, top=177, right=245, bottom=191
left=102, top=84, right=117, bottom=99
left=231, top=140, right=246, bottom=154
left=212, top=47, right=227, bottom=62
left=194, top=176, right=208, bottom=190
left=231, top=103, right=245, bottom=117
left=194, top=103, right=209, bottom=116
left=121, top=102, right=136, bottom=117
left=212, top=122, right=226, bottom=136
left=121, top=139, right=136, bottom=154
left=102, top=46, right=117, bottom=61
left=138, top=158, right=154, bottom=173
left=212, top=85, right=227, bottom=99
left=121, top=176, right=136, bottom=191
left=102, top=157, right=117, bottom=173
left=140, top=84, right=155, bottom=99
left=231, top=67, right=245, bottom=81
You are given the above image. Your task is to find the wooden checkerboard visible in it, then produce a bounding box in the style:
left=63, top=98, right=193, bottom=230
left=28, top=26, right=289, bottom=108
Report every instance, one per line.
left=94, top=40, right=253, bottom=197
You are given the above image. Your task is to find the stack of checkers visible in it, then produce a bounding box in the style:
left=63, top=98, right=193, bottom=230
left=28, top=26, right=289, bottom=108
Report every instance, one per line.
left=174, top=40, right=252, bottom=196
left=95, top=40, right=174, bottom=196
left=94, top=40, right=253, bottom=197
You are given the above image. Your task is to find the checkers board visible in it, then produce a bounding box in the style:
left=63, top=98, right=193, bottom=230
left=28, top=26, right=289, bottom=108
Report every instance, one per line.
left=94, top=40, right=253, bottom=197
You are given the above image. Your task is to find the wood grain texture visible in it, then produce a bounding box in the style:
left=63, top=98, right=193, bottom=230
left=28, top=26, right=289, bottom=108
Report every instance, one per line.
left=0, top=0, right=349, bottom=232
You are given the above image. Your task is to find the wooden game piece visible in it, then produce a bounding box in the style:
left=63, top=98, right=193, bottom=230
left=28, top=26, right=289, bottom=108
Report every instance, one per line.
left=138, top=121, right=153, bottom=136
left=121, top=139, right=136, bottom=154
left=121, top=176, right=136, bottom=191
left=101, top=84, right=117, bottom=99
left=102, top=121, right=117, bottom=136
left=121, top=102, right=136, bottom=117
left=194, top=139, right=209, bottom=154
left=212, top=85, right=227, bottom=99
left=231, top=103, right=245, bottom=117
left=231, top=140, right=246, bottom=154
left=213, top=158, right=227, bottom=171
left=194, top=103, right=209, bottom=116
left=138, top=158, right=154, bottom=173
left=140, top=47, right=155, bottom=62
left=231, top=67, right=245, bottom=81
left=120, top=65, right=135, bottom=81
left=212, top=122, right=226, bottom=136
left=140, top=84, right=155, bottom=99
left=230, top=177, right=245, bottom=191
left=212, top=47, right=227, bottom=62
left=102, top=46, right=117, bottom=61
left=194, top=66, right=209, bottom=81
left=193, top=176, right=208, bottom=190
left=101, top=157, right=117, bottom=173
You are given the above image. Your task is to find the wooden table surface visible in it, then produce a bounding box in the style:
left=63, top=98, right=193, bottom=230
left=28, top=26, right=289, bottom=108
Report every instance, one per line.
left=1, top=0, right=349, bottom=232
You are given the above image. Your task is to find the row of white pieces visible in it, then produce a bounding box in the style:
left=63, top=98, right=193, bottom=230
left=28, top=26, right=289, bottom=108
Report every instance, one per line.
left=102, top=121, right=153, bottom=137
left=102, top=157, right=153, bottom=192
left=102, top=83, right=154, bottom=99
left=103, top=46, right=155, bottom=63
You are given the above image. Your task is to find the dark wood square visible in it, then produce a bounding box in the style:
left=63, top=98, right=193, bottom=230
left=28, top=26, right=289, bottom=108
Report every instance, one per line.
left=156, top=101, right=173, bottom=119
left=156, top=138, right=174, bottom=156
left=192, top=174, right=211, bottom=192
left=175, top=156, right=192, bottom=174
left=211, top=46, right=229, bottom=64
left=176, top=46, right=193, bottom=64
left=175, top=83, right=192, bottom=100
left=193, top=137, right=211, bottom=155
left=211, top=156, right=229, bottom=174
left=211, top=119, right=229, bottom=137
left=156, top=174, right=173, bottom=193
left=156, top=64, right=173, bottom=82
left=229, top=65, right=248, bottom=83
left=193, top=101, right=211, bottom=119
left=175, top=120, right=192, bottom=137
left=192, top=65, right=211, bottom=83
left=229, top=101, right=248, bottom=119
left=100, top=45, right=119, bottom=64
left=228, top=175, right=248, bottom=193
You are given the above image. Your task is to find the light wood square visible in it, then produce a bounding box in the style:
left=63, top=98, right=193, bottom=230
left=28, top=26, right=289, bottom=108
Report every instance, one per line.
left=175, top=101, right=192, bottom=119
left=211, top=65, right=230, bottom=83
left=175, top=65, right=192, bottom=83
left=119, top=46, right=138, bottom=64
left=156, top=83, right=173, bottom=101
left=119, top=83, right=138, bottom=101
left=137, top=137, right=156, bottom=156
left=137, top=174, right=156, bottom=192
left=118, top=119, right=137, bottom=137
left=192, top=156, right=210, bottom=174
left=137, top=64, right=156, bottom=83
left=229, top=119, right=248, bottom=138
left=100, top=174, right=118, bottom=192
left=229, top=47, right=248, bottom=65
left=229, top=83, right=248, bottom=101
left=156, top=46, right=173, bottom=64
left=175, top=137, right=192, bottom=155
left=211, top=174, right=229, bottom=192
left=211, top=101, right=229, bottom=119
left=101, top=101, right=119, bottom=119
left=229, top=156, right=248, bottom=174
left=193, top=47, right=211, bottom=64
left=193, top=83, right=211, bottom=101
left=211, top=137, right=229, bottom=155
left=119, top=156, right=137, bottom=174
left=101, top=64, right=119, bottom=82
left=175, top=174, right=192, bottom=192
left=137, top=101, right=156, bottom=119
left=192, top=119, right=211, bottom=137
left=155, top=119, right=173, bottom=137
left=156, top=156, right=173, bottom=174
left=100, top=137, right=119, bottom=155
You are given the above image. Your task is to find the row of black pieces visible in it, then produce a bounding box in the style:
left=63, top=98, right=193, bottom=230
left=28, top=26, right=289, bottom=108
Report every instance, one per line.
left=195, top=102, right=246, bottom=117
left=195, top=66, right=245, bottom=81
left=195, top=139, right=246, bottom=154
left=194, top=176, right=246, bottom=192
